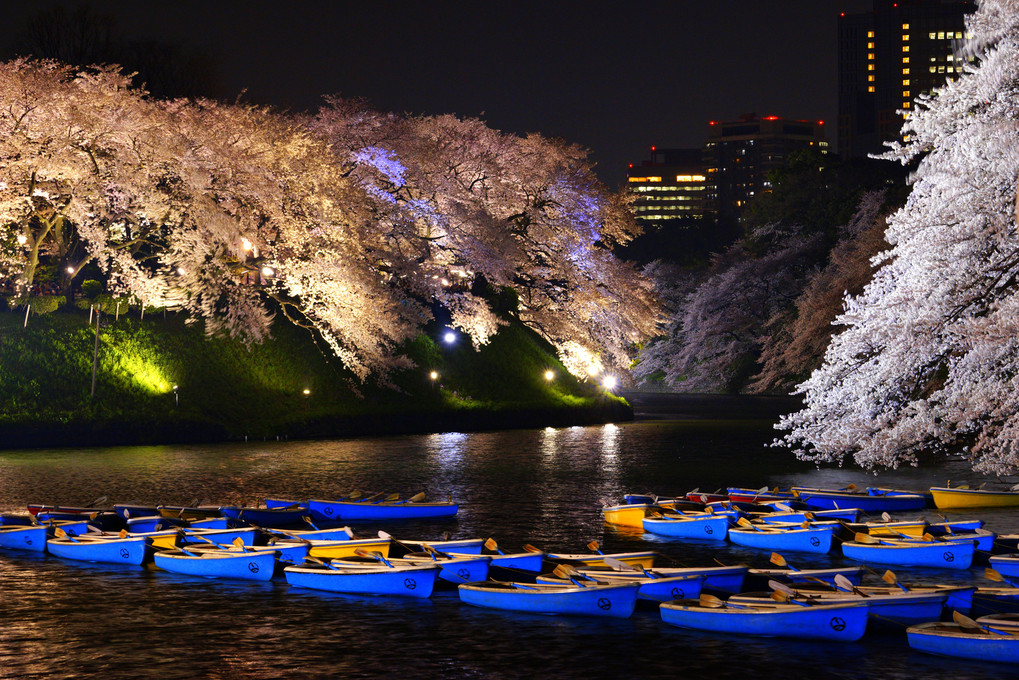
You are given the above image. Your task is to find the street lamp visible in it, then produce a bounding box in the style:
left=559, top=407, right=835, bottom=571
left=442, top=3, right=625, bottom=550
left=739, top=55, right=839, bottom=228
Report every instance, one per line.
left=173, top=384, right=179, bottom=407
left=544, top=370, right=555, bottom=381
left=443, top=331, right=456, bottom=345
left=602, top=376, right=617, bottom=391
left=429, top=370, right=439, bottom=381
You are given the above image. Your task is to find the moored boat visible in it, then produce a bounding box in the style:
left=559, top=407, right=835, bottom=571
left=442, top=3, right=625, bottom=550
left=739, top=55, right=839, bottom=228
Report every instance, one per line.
left=46, top=534, right=150, bottom=565
left=153, top=547, right=278, bottom=581
left=641, top=513, right=730, bottom=541
left=603, top=502, right=654, bottom=528
left=989, top=554, right=1019, bottom=584
left=220, top=505, right=309, bottom=528
left=841, top=535, right=977, bottom=569
left=576, top=564, right=748, bottom=595
left=536, top=571, right=702, bottom=603
left=283, top=561, right=440, bottom=598
left=544, top=549, right=656, bottom=569
left=305, top=497, right=458, bottom=522
left=930, top=485, right=1019, bottom=510
left=790, top=487, right=928, bottom=512
left=727, top=523, right=836, bottom=554
left=907, top=620, right=1019, bottom=663
left=458, top=580, right=640, bottom=618
left=0, top=524, right=48, bottom=552
left=659, top=598, right=869, bottom=641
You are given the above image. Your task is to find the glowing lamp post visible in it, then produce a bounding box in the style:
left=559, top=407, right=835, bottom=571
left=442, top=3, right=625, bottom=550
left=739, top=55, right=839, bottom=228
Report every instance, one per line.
left=602, top=376, right=617, bottom=391
left=173, top=384, right=179, bottom=407
left=443, top=331, right=456, bottom=345
left=544, top=370, right=555, bottom=382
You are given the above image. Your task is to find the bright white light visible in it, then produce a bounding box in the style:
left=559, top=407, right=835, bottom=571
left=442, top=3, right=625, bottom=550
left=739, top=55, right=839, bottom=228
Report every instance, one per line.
left=65, top=266, right=74, bottom=274
left=177, top=267, right=186, bottom=275
left=241, top=237, right=253, bottom=251
left=544, top=370, right=555, bottom=381
left=16, top=234, right=27, bottom=245
left=443, top=331, right=456, bottom=344
left=602, top=376, right=618, bottom=390
left=261, top=266, right=275, bottom=278
left=302, top=388, right=310, bottom=396
left=429, top=370, right=439, bottom=380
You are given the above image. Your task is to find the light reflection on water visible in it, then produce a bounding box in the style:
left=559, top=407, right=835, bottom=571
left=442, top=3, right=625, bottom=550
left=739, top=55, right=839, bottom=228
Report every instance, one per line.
left=0, top=403, right=1017, bottom=679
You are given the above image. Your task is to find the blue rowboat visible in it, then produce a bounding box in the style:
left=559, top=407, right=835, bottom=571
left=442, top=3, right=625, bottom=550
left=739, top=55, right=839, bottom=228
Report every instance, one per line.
left=46, top=535, right=149, bottom=565
left=790, top=487, right=928, bottom=512
left=727, top=524, right=836, bottom=554
left=125, top=515, right=187, bottom=533
left=729, top=587, right=962, bottom=627
left=0, top=524, right=48, bottom=552
left=154, top=548, right=278, bottom=581
left=757, top=508, right=860, bottom=524
left=179, top=527, right=258, bottom=548
left=660, top=599, right=869, bottom=641
left=989, top=555, right=1019, bottom=583
left=745, top=566, right=866, bottom=590
left=449, top=550, right=545, bottom=573
left=537, top=572, right=702, bottom=603
left=577, top=565, right=748, bottom=595
left=390, top=538, right=485, bottom=555
left=544, top=550, right=657, bottom=569
left=220, top=505, right=309, bottom=528
left=262, top=526, right=355, bottom=542
left=841, top=537, right=976, bottom=569
left=972, top=588, right=1019, bottom=617
left=642, top=514, right=730, bottom=541
left=283, top=561, right=440, bottom=597
left=458, top=580, right=640, bottom=617
left=907, top=621, right=1019, bottom=663
left=334, top=554, right=491, bottom=585
left=305, top=498, right=458, bottom=522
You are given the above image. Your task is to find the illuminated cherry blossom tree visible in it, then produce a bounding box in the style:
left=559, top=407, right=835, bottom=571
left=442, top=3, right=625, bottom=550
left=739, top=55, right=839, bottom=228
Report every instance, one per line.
left=0, top=60, right=660, bottom=382
left=777, top=0, right=1019, bottom=474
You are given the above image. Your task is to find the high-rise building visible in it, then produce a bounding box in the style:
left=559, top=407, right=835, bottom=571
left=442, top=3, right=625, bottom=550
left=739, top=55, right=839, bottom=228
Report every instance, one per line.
left=703, top=115, right=829, bottom=219
left=838, top=0, right=975, bottom=159
left=626, top=148, right=709, bottom=225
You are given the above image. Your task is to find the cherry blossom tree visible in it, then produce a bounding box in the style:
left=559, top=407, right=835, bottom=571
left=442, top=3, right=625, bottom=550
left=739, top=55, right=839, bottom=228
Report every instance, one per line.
left=777, top=0, right=1019, bottom=474
left=0, top=60, right=661, bottom=383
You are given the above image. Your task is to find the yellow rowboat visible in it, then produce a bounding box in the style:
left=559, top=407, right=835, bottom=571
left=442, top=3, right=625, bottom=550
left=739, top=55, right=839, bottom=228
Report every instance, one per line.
left=297, top=537, right=391, bottom=559
left=602, top=503, right=653, bottom=528
left=930, top=486, right=1019, bottom=510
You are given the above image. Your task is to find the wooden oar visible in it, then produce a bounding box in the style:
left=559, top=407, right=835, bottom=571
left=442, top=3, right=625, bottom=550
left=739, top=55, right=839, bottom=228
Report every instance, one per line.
left=768, top=580, right=813, bottom=606
left=604, top=555, right=658, bottom=578
left=522, top=544, right=543, bottom=554
left=953, top=610, right=1015, bottom=636
left=354, top=548, right=395, bottom=568
left=378, top=529, right=422, bottom=557
left=305, top=555, right=340, bottom=570
left=54, top=527, right=81, bottom=543
left=586, top=540, right=604, bottom=555
left=552, top=563, right=593, bottom=587
left=985, top=567, right=1007, bottom=582
left=483, top=538, right=505, bottom=555
left=769, top=552, right=800, bottom=571
left=302, top=515, right=322, bottom=531
left=880, top=569, right=909, bottom=593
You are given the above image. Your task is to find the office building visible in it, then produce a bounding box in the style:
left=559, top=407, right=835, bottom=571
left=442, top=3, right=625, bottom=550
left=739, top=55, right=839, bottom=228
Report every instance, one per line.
left=626, top=148, right=709, bottom=225
left=838, top=0, right=976, bottom=158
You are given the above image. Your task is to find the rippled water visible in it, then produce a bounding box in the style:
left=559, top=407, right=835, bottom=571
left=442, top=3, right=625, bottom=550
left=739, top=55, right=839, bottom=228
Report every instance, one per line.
left=0, top=396, right=1017, bottom=679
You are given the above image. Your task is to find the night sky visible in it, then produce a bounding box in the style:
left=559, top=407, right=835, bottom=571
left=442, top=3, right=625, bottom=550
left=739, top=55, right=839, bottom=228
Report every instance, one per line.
left=2, top=0, right=874, bottom=187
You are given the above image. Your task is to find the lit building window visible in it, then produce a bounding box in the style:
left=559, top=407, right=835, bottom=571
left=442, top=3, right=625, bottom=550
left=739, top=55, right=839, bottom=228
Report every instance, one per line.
left=868, top=75, right=875, bottom=82
left=929, top=66, right=937, bottom=73
left=868, top=64, right=875, bottom=71
left=868, top=86, right=875, bottom=93
left=902, top=79, right=909, bottom=86
left=867, top=42, right=875, bottom=48
left=868, top=31, right=875, bottom=38
left=902, top=68, right=909, bottom=75
left=939, top=66, right=945, bottom=73
left=938, top=32, right=945, bottom=39
left=902, top=34, right=910, bottom=41
left=947, top=66, right=955, bottom=73
left=929, top=32, right=936, bottom=39
left=903, top=90, right=910, bottom=97
left=903, top=102, right=911, bottom=108
left=902, top=46, right=910, bottom=52
left=903, top=57, right=910, bottom=63
left=902, top=23, right=909, bottom=30
left=868, top=52, right=875, bottom=59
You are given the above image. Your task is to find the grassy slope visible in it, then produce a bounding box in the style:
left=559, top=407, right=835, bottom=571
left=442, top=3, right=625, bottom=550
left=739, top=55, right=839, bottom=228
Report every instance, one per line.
left=0, top=308, right=630, bottom=448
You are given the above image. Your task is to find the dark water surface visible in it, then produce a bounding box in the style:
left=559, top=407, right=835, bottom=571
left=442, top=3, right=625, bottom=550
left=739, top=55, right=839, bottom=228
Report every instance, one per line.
left=0, top=395, right=1017, bottom=679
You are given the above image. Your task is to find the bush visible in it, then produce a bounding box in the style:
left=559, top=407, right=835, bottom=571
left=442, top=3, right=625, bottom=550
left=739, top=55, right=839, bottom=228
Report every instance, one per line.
left=80, top=280, right=102, bottom=300
left=27, top=295, right=66, bottom=314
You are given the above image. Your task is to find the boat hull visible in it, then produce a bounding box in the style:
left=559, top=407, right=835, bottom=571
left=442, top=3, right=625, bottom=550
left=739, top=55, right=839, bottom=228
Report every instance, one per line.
left=284, top=563, right=439, bottom=597
left=46, top=536, right=149, bottom=565
left=642, top=514, right=730, bottom=541
left=154, top=549, right=277, bottom=581
left=0, top=525, right=48, bottom=552
left=727, top=526, right=835, bottom=554
left=841, top=539, right=976, bottom=569
left=907, top=622, right=1019, bottom=663
left=458, top=581, right=640, bottom=618
left=660, top=600, right=869, bottom=641
left=791, top=489, right=927, bottom=512
left=603, top=503, right=651, bottom=528
left=306, top=499, right=458, bottom=522
left=930, top=486, right=1019, bottom=509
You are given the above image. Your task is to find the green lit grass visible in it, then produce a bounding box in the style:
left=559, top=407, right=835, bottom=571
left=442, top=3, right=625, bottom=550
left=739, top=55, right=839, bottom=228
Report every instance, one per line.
left=0, top=308, right=629, bottom=448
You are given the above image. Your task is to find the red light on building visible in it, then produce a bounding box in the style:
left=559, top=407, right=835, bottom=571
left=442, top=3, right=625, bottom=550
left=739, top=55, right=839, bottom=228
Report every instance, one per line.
left=763, top=115, right=779, bottom=121
left=818, top=120, right=824, bottom=125
left=709, top=121, right=716, bottom=126
left=651, top=145, right=656, bottom=151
